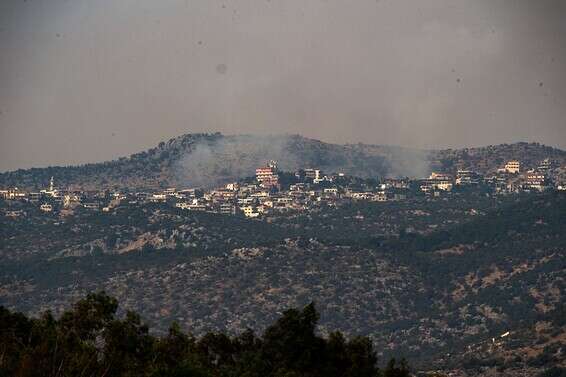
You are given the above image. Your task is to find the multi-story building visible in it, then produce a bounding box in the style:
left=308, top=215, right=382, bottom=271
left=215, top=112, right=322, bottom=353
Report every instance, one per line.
left=350, top=192, right=374, bottom=200
left=219, top=203, right=236, bottom=215
left=150, top=193, right=167, bottom=202
left=1, top=188, right=27, bottom=200
left=303, top=168, right=323, bottom=181
left=256, top=161, right=279, bottom=188
left=176, top=201, right=207, bottom=211
left=290, top=183, right=308, bottom=192
left=456, top=170, right=482, bottom=185
left=211, top=189, right=236, bottom=201
left=164, top=188, right=177, bottom=197
left=421, top=172, right=453, bottom=192
left=225, top=182, right=239, bottom=191
left=525, top=172, right=547, bottom=192
left=383, top=178, right=410, bottom=189
left=237, top=197, right=255, bottom=206
left=63, top=194, right=81, bottom=208
left=537, top=158, right=553, bottom=175
left=240, top=205, right=260, bottom=218
left=374, top=191, right=388, bottom=202
left=323, top=188, right=339, bottom=196
left=40, top=203, right=53, bottom=212
left=503, top=160, right=520, bottom=174
left=177, top=189, right=198, bottom=199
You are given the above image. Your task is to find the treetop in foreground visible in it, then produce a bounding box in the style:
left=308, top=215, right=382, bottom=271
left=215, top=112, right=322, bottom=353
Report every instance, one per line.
left=0, top=292, right=410, bottom=377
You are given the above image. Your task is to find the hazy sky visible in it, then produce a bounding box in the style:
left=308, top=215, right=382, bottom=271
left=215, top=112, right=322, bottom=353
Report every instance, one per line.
left=1, top=0, right=565, bottom=171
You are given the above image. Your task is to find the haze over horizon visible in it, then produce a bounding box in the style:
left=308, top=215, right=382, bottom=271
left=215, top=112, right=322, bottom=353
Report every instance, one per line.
left=1, top=0, right=566, bottom=172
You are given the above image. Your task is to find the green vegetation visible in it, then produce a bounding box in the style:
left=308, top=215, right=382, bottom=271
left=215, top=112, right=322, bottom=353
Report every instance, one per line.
left=1, top=191, right=565, bottom=376
left=0, top=292, right=410, bottom=377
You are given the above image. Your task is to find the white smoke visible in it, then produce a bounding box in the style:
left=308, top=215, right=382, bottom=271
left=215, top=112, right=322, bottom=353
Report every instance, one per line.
left=172, top=134, right=431, bottom=188
left=173, top=134, right=301, bottom=188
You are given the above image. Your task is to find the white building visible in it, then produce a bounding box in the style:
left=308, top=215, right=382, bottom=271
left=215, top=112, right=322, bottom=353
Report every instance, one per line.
left=525, top=172, right=547, bottom=191
left=176, top=199, right=207, bottom=211
left=421, top=172, right=454, bottom=192
left=504, top=160, right=520, bottom=174
left=40, top=203, right=53, bottom=212
left=40, top=176, right=60, bottom=198
left=323, top=188, right=339, bottom=195
left=225, top=182, right=239, bottom=191
left=240, top=205, right=260, bottom=218
left=150, top=193, right=167, bottom=202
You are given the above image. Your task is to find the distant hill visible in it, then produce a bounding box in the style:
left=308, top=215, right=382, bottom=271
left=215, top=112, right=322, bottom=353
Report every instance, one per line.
left=431, top=142, right=566, bottom=175
left=1, top=133, right=564, bottom=190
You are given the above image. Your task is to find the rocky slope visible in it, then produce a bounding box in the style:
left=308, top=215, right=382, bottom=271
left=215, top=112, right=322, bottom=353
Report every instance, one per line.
left=1, top=192, right=564, bottom=376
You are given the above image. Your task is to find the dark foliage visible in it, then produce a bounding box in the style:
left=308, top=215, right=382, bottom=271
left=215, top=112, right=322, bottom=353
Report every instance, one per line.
left=0, top=293, right=410, bottom=377
left=538, top=367, right=566, bottom=377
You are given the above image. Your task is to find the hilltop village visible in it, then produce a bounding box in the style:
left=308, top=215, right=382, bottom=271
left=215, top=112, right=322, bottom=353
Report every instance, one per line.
left=1, top=156, right=565, bottom=377
left=1, top=157, right=565, bottom=219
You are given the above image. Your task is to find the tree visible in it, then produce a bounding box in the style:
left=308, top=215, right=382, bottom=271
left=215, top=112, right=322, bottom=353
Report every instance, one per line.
left=383, top=358, right=410, bottom=377
left=0, top=295, right=403, bottom=377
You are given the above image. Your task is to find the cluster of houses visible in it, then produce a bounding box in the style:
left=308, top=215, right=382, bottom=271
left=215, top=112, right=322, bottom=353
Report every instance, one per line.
left=2, top=158, right=564, bottom=219
left=176, top=161, right=414, bottom=218
left=420, top=158, right=562, bottom=195
left=169, top=162, right=408, bottom=218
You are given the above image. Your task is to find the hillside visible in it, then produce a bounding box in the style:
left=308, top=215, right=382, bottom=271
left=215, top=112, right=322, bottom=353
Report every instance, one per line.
left=1, top=191, right=564, bottom=376
left=1, top=293, right=402, bottom=377
left=1, top=133, right=564, bottom=190
left=431, top=142, right=566, bottom=175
